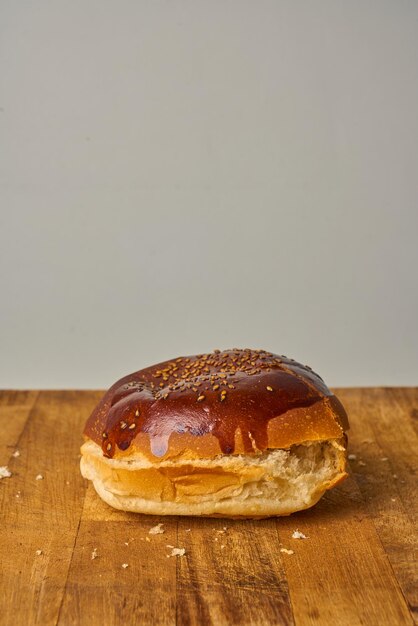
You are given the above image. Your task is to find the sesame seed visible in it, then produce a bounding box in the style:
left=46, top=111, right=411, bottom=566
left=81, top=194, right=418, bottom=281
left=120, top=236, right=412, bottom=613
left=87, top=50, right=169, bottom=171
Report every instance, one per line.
left=266, top=386, right=273, bottom=391
left=213, top=384, right=220, bottom=391
left=197, top=394, right=205, bottom=402
left=135, top=410, right=140, bottom=417
left=129, top=423, right=136, bottom=430
left=106, top=443, right=112, bottom=451
left=102, top=432, right=108, bottom=439
left=120, top=421, right=127, bottom=429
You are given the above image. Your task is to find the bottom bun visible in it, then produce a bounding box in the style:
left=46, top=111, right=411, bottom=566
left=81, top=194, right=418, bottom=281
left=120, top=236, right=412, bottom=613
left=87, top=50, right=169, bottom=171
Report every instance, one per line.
left=80, top=438, right=347, bottom=518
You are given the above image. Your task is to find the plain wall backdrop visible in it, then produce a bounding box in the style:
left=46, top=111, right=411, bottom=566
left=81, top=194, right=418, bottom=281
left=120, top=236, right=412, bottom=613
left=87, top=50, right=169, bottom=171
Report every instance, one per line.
left=1, top=0, right=417, bottom=388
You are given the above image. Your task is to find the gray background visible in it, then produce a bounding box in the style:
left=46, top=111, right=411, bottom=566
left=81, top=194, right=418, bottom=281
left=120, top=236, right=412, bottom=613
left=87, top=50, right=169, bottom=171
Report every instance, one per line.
left=1, top=1, right=417, bottom=389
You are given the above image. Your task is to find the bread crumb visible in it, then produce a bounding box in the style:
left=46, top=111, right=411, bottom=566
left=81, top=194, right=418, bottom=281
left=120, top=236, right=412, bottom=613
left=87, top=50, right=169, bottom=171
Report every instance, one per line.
left=280, top=548, right=294, bottom=555
left=185, top=528, right=191, bottom=532
left=12, top=450, right=20, bottom=458
left=348, top=454, right=357, bottom=460
left=91, top=548, right=98, bottom=560
left=149, top=523, right=164, bottom=535
left=15, top=491, right=21, bottom=498
left=381, top=457, right=389, bottom=462
left=35, top=474, right=44, bottom=480
left=220, top=544, right=226, bottom=549
left=35, top=550, right=43, bottom=556
left=391, top=498, right=396, bottom=502
left=122, top=563, right=129, bottom=569
left=0, top=466, right=12, bottom=479
left=358, top=461, right=366, bottom=467
left=393, top=474, right=398, bottom=479
left=124, top=542, right=129, bottom=546
left=145, top=537, right=151, bottom=542
left=292, top=530, right=308, bottom=540
left=169, top=547, right=186, bottom=557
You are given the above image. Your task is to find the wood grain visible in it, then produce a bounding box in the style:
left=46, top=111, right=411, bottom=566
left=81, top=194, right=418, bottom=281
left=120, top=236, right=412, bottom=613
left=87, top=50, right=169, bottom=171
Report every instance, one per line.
left=0, top=388, right=416, bottom=626
left=0, top=390, right=38, bottom=465
left=276, top=478, right=413, bottom=626
left=176, top=517, right=293, bottom=626
left=58, top=517, right=178, bottom=625
left=0, top=390, right=100, bottom=626
left=336, top=387, right=418, bottom=624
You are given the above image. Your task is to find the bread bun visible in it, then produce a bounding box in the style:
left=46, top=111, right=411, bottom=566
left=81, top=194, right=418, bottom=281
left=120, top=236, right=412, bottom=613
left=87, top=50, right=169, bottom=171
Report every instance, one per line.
left=80, top=348, right=349, bottom=518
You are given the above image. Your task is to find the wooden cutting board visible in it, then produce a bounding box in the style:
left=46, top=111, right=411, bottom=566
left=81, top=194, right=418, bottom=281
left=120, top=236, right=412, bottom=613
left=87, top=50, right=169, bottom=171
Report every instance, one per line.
left=0, top=388, right=416, bottom=626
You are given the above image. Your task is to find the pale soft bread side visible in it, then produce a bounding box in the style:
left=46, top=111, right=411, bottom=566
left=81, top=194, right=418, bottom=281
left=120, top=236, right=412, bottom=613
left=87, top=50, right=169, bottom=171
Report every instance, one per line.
left=80, top=438, right=347, bottom=518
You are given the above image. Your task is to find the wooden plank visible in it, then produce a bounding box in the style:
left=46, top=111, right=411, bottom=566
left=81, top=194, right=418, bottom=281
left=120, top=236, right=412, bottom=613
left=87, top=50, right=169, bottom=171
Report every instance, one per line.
left=0, top=390, right=39, bottom=464
left=0, top=390, right=98, bottom=626
left=276, top=476, right=413, bottom=626
left=176, top=517, right=294, bottom=626
left=58, top=501, right=178, bottom=625
left=0, top=387, right=417, bottom=626
left=336, top=387, right=418, bottom=624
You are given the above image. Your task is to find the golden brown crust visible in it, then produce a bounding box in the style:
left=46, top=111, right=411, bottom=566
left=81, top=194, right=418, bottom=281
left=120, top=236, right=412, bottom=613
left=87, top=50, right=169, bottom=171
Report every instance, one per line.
left=83, top=348, right=349, bottom=462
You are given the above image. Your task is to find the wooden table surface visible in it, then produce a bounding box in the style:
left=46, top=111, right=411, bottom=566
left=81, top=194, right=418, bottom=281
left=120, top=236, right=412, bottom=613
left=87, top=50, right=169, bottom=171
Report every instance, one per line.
left=0, top=388, right=417, bottom=626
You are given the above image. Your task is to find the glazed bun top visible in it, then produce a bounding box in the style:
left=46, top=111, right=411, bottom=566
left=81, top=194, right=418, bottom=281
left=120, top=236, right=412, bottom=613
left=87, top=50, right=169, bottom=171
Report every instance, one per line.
left=83, top=348, right=349, bottom=461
